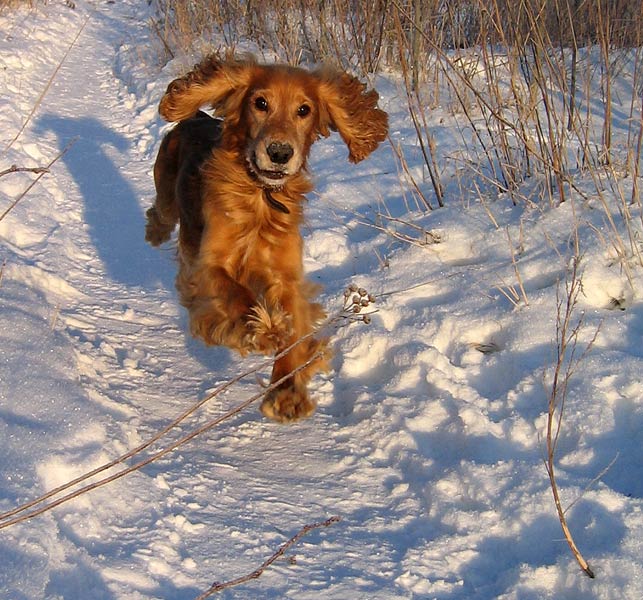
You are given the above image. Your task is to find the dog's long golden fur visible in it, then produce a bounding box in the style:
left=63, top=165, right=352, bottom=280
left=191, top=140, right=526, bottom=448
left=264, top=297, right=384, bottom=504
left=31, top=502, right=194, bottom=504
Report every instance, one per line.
left=145, top=56, right=388, bottom=422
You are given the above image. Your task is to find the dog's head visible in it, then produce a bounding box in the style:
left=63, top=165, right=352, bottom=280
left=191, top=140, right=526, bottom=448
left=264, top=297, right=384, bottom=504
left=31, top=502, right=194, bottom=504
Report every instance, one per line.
left=159, top=56, right=388, bottom=188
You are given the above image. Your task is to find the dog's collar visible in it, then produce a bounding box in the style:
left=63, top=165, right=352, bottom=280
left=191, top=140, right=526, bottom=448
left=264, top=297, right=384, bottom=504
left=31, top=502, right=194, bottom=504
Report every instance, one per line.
left=264, top=189, right=290, bottom=214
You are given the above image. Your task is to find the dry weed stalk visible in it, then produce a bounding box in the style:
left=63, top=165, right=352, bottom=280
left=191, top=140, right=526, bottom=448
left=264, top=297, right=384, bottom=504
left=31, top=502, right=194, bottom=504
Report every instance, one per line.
left=391, top=6, right=444, bottom=209
left=504, top=226, right=529, bottom=306
left=151, top=0, right=391, bottom=70
left=3, top=12, right=89, bottom=154
left=1, top=7, right=85, bottom=222
left=544, top=255, right=599, bottom=579
left=0, top=137, right=77, bottom=223
left=595, top=0, right=613, bottom=165
left=195, top=516, right=341, bottom=598
left=388, top=139, right=436, bottom=212
left=0, top=296, right=374, bottom=530
left=632, top=91, right=643, bottom=208
left=0, top=165, right=49, bottom=178
left=325, top=192, right=440, bottom=249
left=0, top=353, right=324, bottom=529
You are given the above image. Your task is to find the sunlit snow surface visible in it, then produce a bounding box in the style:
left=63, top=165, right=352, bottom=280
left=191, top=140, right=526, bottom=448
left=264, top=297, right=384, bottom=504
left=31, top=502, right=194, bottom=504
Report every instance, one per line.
left=1, top=1, right=642, bottom=599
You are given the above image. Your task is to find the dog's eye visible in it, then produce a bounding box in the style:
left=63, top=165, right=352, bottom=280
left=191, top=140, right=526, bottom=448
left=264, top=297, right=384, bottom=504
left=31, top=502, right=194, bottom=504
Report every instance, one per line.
left=297, top=104, right=311, bottom=117
left=255, top=97, right=269, bottom=112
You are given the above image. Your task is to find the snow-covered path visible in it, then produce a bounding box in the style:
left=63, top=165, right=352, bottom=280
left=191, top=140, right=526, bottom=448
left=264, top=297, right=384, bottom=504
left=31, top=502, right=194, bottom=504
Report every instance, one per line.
left=1, top=1, right=643, bottom=599
left=1, top=4, right=425, bottom=597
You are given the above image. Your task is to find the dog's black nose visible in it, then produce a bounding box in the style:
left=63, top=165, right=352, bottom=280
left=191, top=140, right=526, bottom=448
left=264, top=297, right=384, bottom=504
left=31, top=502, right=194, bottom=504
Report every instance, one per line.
left=266, top=142, right=294, bottom=165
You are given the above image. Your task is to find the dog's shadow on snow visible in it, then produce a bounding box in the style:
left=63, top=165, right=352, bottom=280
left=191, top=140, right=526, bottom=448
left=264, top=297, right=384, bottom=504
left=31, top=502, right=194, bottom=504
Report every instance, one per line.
left=35, top=114, right=173, bottom=291
left=35, top=115, right=250, bottom=372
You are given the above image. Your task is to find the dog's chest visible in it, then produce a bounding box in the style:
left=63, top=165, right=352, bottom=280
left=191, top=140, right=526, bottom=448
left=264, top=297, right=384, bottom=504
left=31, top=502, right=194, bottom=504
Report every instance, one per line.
left=219, top=194, right=295, bottom=271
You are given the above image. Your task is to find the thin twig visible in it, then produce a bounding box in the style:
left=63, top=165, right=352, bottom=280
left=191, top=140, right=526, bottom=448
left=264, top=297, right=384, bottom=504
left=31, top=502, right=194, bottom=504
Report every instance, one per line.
left=505, top=226, right=529, bottom=306
left=0, top=137, right=78, bottom=223
left=195, top=516, right=341, bottom=599
left=3, top=13, right=90, bottom=154
left=0, top=349, right=325, bottom=530
left=0, top=165, right=50, bottom=178
left=564, top=453, right=620, bottom=515
left=324, top=194, right=440, bottom=249
left=545, top=256, right=597, bottom=579
left=0, top=304, right=367, bottom=529
left=0, top=341, right=292, bottom=524
left=376, top=268, right=475, bottom=301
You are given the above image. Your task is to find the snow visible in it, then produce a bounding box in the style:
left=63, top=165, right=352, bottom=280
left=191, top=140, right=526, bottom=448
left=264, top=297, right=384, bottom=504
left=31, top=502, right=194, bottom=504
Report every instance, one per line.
left=1, top=1, right=642, bottom=599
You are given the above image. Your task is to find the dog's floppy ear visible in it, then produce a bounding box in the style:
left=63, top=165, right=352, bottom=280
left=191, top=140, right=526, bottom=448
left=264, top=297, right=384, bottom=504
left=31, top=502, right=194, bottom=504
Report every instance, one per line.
left=315, top=68, right=388, bottom=163
left=159, top=55, right=254, bottom=122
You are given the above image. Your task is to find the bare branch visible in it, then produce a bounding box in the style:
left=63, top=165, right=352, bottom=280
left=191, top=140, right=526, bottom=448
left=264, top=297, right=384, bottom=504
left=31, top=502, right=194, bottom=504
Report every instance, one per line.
left=0, top=137, right=78, bottom=223
left=3, top=13, right=90, bottom=154
left=0, top=349, right=325, bottom=529
left=195, top=516, right=341, bottom=598
left=0, top=165, right=49, bottom=178
left=0, top=299, right=371, bottom=530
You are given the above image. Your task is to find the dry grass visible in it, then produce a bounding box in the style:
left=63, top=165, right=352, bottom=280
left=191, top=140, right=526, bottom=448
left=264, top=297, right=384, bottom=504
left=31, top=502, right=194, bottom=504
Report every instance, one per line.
left=544, top=255, right=601, bottom=579
left=147, top=3, right=642, bottom=578
left=147, top=0, right=642, bottom=261
left=0, top=0, right=35, bottom=10
left=0, top=0, right=75, bottom=9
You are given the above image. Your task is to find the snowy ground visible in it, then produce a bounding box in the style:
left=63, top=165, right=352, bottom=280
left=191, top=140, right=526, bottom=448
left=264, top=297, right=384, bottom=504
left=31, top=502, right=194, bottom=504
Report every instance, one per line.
left=1, top=1, right=642, bottom=599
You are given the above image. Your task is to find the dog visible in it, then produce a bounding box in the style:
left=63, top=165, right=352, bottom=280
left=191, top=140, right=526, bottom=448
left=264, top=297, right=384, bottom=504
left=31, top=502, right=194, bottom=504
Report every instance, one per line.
left=145, top=55, right=388, bottom=422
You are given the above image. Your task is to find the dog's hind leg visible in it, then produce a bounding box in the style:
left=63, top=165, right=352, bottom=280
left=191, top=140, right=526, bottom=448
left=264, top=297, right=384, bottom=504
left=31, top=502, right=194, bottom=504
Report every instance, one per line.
left=146, top=131, right=180, bottom=246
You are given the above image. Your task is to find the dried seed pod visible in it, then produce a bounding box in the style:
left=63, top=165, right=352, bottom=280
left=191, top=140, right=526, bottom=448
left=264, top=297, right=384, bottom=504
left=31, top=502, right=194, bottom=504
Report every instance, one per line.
left=360, top=298, right=370, bottom=306
left=348, top=283, right=358, bottom=292
left=352, top=304, right=362, bottom=313
left=352, top=294, right=361, bottom=305
left=368, top=294, right=376, bottom=303
left=362, top=314, right=372, bottom=324
left=358, top=287, right=367, bottom=297
left=343, top=288, right=351, bottom=298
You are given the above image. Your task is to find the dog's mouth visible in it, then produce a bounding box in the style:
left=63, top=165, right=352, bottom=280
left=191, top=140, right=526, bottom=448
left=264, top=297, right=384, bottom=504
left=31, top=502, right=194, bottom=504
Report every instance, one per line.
left=258, top=168, right=287, bottom=182
left=247, top=153, right=290, bottom=188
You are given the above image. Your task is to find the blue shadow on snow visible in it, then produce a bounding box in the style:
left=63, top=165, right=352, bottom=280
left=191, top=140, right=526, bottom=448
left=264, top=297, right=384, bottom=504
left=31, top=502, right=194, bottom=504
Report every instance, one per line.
left=34, top=114, right=172, bottom=290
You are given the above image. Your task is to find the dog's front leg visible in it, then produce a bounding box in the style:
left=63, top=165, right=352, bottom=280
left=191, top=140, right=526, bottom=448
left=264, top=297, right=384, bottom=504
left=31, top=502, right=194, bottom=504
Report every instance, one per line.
left=180, top=264, right=291, bottom=355
left=260, top=284, right=329, bottom=423
left=182, top=265, right=253, bottom=352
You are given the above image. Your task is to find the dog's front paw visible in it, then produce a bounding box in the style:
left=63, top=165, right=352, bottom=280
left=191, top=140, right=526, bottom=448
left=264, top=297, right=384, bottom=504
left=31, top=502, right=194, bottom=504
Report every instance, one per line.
left=245, top=302, right=292, bottom=355
left=260, top=385, right=316, bottom=423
